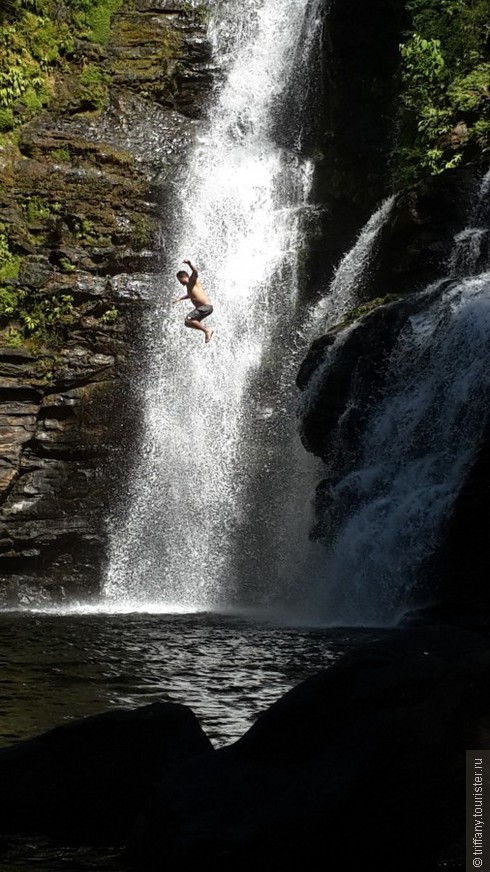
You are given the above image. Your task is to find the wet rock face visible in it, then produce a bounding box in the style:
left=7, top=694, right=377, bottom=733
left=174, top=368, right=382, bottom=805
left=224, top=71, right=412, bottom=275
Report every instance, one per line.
left=0, top=1, right=215, bottom=604
left=420, top=420, right=490, bottom=613
left=0, top=345, right=118, bottom=603
left=304, top=0, right=408, bottom=296
left=297, top=289, right=442, bottom=467
left=295, top=293, right=434, bottom=549
left=297, top=269, right=490, bottom=611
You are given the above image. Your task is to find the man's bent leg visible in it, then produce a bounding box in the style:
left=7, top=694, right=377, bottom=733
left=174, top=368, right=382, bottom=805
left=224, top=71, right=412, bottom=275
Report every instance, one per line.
left=185, top=318, right=213, bottom=342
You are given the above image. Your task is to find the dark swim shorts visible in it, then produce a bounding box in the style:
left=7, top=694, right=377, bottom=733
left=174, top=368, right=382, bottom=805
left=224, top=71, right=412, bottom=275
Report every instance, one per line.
left=186, top=304, right=213, bottom=322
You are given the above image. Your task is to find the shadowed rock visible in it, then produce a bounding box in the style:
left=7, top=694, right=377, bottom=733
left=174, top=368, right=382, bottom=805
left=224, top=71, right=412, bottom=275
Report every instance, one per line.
left=130, top=626, right=490, bottom=871
left=0, top=702, right=213, bottom=845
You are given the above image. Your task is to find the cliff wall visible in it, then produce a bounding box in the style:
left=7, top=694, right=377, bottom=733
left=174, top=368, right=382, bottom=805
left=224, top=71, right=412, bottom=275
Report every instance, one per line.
left=0, top=0, right=214, bottom=604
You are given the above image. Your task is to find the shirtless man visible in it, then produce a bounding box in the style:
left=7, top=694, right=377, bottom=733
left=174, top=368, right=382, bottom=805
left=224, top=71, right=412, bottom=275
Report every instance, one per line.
left=173, top=258, right=214, bottom=343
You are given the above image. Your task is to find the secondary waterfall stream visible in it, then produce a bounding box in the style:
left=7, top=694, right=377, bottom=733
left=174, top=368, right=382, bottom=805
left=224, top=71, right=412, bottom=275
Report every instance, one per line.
left=301, top=170, right=490, bottom=625
left=105, top=0, right=324, bottom=610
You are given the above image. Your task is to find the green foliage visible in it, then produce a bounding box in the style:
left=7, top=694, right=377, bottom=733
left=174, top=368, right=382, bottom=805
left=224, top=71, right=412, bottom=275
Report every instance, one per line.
left=74, top=216, right=96, bottom=243
left=397, top=0, right=490, bottom=186
left=0, top=63, right=46, bottom=111
left=0, top=283, right=75, bottom=344
left=0, top=107, right=14, bottom=131
left=27, top=12, right=74, bottom=67
left=1, top=0, right=50, bottom=18
left=59, top=256, right=76, bottom=273
left=100, top=305, right=118, bottom=323
left=181, top=2, right=208, bottom=24
left=405, top=0, right=489, bottom=66
left=448, top=63, right=490, bottom=112
left=78, top=62, right=109, bottom=110
left=70, top=0, right=123, bottom=45
left=24, top=196, right=50, bottom=222
left=51, top=146, right=70, bottom=162
left=400, top=34, right=446, bottom=108
left=0, top=0, right=122, bottom=129
left=0, top=224, right=20, bottom=281
left=0, top=285, right=21, bottom=317
left=4, top=326, right=24, bottom=347
left=473, top=117, right=490, bottom=149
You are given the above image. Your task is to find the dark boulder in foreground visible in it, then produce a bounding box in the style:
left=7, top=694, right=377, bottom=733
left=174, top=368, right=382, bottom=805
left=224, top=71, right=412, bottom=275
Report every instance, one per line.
left=0, top=702, right=213, bottom=845
left=131, top=626, right=490, bottom=871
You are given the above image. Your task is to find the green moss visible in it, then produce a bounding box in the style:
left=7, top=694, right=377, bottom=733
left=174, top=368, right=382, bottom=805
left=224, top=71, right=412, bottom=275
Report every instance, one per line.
left=110, top=17, right=183, bottom=87
left=0, top=0, right=123, bottom=127
left=3, top=326, right=24, bottom=347
left=0, top=224, right=20, bottom=281
left=27, top=12, right=74, bottom=65
left=84, top=0, right=123, bottom=45
left=0, top=107, right=15, bottom=131
left=0, top=127, right=20, bottom=149
left=74, top=216, right=98, bottom=244
left=100, top=305, right=118, bottom=323
left=330, top=294, right=403, bottom=333
left=97, top=144, right=134, bottom=166
left=77, top=62, right=110, bottom=110
left=51, top=146, right=70, bottom=162
left=35, top=355, right=56, bottom=382
left=24, top=196, right=50, bottom=222
left=181, top=2, right=208, bottom=25
left=59, top=256, right=76, bottom=273
left=130, top=214, right=156, bottom=249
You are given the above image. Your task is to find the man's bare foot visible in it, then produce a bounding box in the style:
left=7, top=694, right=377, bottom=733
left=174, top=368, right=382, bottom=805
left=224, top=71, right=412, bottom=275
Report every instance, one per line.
left=205, top=329, right=214, bottom=344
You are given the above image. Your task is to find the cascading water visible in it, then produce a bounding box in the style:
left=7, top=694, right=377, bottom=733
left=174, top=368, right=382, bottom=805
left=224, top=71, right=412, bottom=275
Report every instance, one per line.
left=307, top=195, right=396, bottom=330
left=105, top=0, right=324, bottom=610
left=449, top=167, right=490, bottom=278
left=302, top=171, right=490, bottom=626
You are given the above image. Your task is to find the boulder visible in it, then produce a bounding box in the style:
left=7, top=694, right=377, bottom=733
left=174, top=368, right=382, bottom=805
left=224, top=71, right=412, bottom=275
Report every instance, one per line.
left=130, top=626, right=490, bottom=870
left=0, top=702, right=213, bottom=845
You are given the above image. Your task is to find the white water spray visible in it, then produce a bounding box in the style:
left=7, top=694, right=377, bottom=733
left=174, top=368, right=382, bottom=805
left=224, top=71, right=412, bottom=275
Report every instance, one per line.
left=302, top=174, right=490, bottom=625
left=307, top=195, right=396, bottom=332
left=105, top=0, right=323, bottom=609
left=449, top=168, right=490, bottom=278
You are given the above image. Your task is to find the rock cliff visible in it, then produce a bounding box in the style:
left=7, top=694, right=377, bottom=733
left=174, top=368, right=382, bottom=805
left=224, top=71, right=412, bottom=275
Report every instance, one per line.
left=0, top=0, right=215, bottom=604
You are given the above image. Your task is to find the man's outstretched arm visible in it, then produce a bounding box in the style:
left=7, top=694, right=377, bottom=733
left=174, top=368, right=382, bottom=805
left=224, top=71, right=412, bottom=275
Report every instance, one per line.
left=172, top=293, right=190, bottom=303
left=183, top=258, right=198, bottom=289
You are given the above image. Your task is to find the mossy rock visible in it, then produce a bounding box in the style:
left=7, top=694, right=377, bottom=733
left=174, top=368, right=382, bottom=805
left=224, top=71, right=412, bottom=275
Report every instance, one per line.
left=329, top=294, right=403, bottom=334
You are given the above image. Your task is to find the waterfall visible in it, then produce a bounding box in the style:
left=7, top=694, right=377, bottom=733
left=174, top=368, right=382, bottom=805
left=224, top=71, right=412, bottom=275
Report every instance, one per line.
left=449, top=168, right=490, bottom=278
left=298, top=195, right=396, bottom=417
left=105, top=0, right=324, bottom=609
left=307, top=195, right=396, bottom=331
left=304, top=171, right=490, bottom=626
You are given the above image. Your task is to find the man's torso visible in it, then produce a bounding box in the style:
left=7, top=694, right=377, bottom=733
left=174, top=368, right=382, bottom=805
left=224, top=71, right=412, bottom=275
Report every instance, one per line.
left=190, top=279, right=211, bottom=307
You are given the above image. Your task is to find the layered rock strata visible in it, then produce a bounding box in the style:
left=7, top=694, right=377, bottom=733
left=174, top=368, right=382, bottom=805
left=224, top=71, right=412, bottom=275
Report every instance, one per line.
left=0, top=1, right=215, bottom=603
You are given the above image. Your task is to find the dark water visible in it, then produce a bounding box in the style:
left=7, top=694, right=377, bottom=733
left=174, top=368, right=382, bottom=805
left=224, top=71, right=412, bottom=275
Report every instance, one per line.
left=0, top=610, right=381, bottom=870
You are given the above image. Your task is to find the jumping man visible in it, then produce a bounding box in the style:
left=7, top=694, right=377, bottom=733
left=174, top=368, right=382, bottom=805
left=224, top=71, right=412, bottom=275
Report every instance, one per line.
left=173, top=258, right=214, bottom=343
